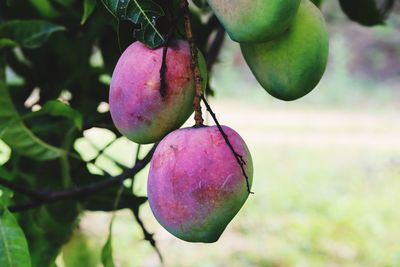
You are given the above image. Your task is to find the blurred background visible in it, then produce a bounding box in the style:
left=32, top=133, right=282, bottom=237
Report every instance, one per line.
left=49, top=1, right=400, bottom=266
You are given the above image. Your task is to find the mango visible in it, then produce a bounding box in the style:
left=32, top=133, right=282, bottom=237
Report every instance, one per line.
left=148, top=125, right=253, bottom=242
left=241, top=0, right=329, bottom=101
left=207, top=0, right=301, bottom=43
left=109, top=40, right=205, bottom=144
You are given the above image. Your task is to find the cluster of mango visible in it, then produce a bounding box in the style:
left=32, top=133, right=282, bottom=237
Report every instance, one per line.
left=209, top=0, right=329, bottom=100
left=107, top=0, right=329, bottom=243
left=108, top=40, right=252, bottom=242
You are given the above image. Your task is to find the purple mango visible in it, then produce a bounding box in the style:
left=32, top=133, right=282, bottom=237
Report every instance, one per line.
left=148, top=125, right=253, bottom=242
left=109, top=40, right=196, bottom=144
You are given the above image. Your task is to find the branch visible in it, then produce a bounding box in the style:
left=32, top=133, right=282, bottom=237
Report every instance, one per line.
left=7, top=144, right=157, bottom=212
left=0, top=176, right=43, bottom=200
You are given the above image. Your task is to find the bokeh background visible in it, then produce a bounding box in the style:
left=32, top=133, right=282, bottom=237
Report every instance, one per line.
left=33, top=1, right=400, bottom=266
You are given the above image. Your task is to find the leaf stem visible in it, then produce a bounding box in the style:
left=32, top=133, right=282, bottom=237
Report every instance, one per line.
left=201, top=95, right=254, bottom=194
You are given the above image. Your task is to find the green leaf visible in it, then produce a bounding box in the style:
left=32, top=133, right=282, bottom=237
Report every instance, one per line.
left=100, top=0, right=165, bottom=48
left=81, top=0, right=97, bottom=25
left=192, top=0, right=208, bottom=9
left=27, top=100, right=83, bottom=130
left=0, top=207, right=32, bottom=267
left=18, top=204, right=79, bottom=267
left=0, top=81, right=65, bottom=161
left=0, top=20, right=65, bottom=49
left=84, top=190, right=147, bottom=211
left=0, top=39, right=17, bottom=50
left=13, top=158, right=89, bottom=267
left=338, top=0, right=395, bottom=26
left=101, top=230, right=115, bottom=267
left=0, top=166, right=13, bottom=206
left=29, top=0, right=61, bottom=18
left=0, top=165, right=13, bottom=182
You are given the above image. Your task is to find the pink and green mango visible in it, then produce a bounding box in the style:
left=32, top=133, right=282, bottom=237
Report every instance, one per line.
left=109, top=40, right=200, bottom=144
left=148, top=125, right=253, bottom=243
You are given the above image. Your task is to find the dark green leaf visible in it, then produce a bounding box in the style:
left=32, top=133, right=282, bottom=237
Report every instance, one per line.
left=192, top=0, right=208, bottom=9
left=84, top=191, right=147, bottom=211
left=0, top=166, right=13, bottom=207
left=0, top=81, right=65, bottom=161
left=0, top=20, right=65, bottom=49
left=339, top=0, right=395, bottom=26
left=0, top=207, right=32, bottom=267
left=81, top=0, right=97, bottom=25
left=0, top=166, right=13, bottom=182
left=17, top=204, right=79, bottom=267
left=100, top=0, right=165, bottom=48
left=0, top=39, right=16, bottom=50
left=12, top=157, right=87, bottom=267
left=29, top=0, right=61, bottom=18
left=27, top=100, right=83, bottom=130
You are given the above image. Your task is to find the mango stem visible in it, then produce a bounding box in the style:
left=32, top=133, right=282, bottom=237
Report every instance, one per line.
left=181, top=0, right=204, bottom=126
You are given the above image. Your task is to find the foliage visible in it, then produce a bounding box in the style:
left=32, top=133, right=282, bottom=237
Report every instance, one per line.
left=0, top=207, right=31, bottom=267
left=0, top=0, right=397, bottom=266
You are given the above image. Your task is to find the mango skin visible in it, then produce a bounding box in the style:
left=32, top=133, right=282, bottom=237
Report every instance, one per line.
left=148, top=126, right=253, bottom=243
left=109, top=40, right=196, bottom=144
left=208, top=0, right=301, bottom=43
left=241, top=0, right=329, bottom=101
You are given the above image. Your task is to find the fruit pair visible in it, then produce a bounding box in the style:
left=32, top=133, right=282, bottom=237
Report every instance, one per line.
left=109, top=40, right=253, bottom=242
left=209, top=0, right=329, bottom=101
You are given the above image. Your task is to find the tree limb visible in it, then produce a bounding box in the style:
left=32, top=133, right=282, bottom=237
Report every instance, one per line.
left=5, top=144, right=157, bottom=212
left=0, top=176, right=43, bottom=200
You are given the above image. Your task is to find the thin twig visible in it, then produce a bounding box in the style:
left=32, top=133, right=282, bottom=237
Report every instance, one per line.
left=201, top=95, right=254, bottom=194
left=132, top=206, right=163, bottom=263
left=0, top=176, right=44, bottom=200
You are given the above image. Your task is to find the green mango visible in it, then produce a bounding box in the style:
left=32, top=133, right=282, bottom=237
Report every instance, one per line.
left=207, top=0, right=301, bottom=43
left=240, top=0, right=329, bottom=101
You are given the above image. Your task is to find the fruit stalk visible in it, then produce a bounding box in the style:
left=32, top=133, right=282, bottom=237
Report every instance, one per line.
left=201, top=95, right=254, bottom=194
left=159, top=7, right=186, bottom=97
left=181, top=0, right=204, bottom=126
